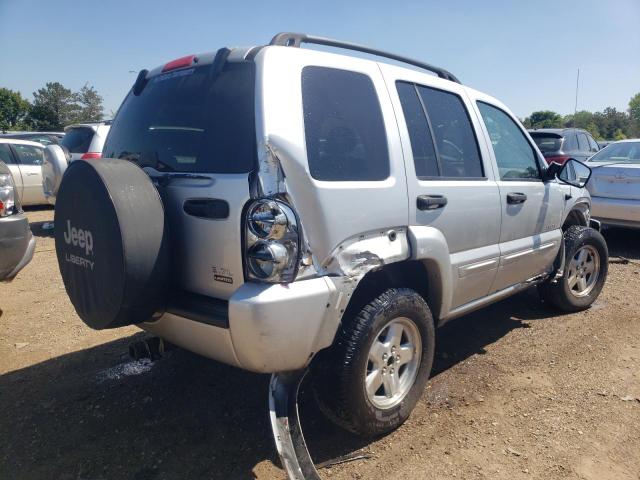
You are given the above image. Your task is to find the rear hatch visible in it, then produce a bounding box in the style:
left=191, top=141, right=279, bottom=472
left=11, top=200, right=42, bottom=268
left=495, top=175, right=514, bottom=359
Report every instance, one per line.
left=61, top=126, right=96, bottom=161
left=102, top=53, right=256, bottom=300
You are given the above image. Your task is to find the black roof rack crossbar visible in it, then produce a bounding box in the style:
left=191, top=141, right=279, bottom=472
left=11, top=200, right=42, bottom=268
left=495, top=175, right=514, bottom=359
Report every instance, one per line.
left=270, top=32, right=461, bottom=84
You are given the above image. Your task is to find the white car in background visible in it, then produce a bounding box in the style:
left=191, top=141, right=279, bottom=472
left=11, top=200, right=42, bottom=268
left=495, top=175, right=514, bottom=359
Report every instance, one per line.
left=587, top=139, right=640, bottom=228
left=0, top=138, right=47, bottom=206
left=60, top=121, right=111, bottom=161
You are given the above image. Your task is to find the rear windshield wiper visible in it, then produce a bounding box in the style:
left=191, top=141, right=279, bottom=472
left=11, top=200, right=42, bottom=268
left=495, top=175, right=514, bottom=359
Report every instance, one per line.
left=156, top=172, right=212, bottom=186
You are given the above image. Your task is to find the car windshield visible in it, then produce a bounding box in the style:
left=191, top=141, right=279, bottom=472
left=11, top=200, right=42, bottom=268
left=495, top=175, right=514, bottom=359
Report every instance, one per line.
left=587, top=141, right=640, bottom=164
left=103, top=61, right=256, bottom=174
left=529, top=133, right=562, bottom=153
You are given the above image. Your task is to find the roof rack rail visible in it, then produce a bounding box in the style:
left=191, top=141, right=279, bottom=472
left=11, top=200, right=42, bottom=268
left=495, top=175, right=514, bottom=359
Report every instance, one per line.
left=269, top=32, right=461, bottom=84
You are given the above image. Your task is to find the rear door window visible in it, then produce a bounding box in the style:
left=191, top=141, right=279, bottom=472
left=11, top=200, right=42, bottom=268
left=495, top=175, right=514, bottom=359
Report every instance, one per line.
left=396, top=82, right=483, bottom=178
left=477, top=102, right=541, bottom=181
left=396, top=82, right=438, bottom=177
left=61, top=128, right=94, bottom=154
left=302, top=66, right=389, bottom=181
left=13, top=144, right=44, bottom=165
left=103, top=62, right=256, bottom=173
left=577, top=133, right=590, bottom=152
left=564, top=133, right=578, bottom=151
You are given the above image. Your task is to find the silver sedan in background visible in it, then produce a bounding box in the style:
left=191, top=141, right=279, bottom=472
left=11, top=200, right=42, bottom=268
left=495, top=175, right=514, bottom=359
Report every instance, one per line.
left=587, top=139, right=640, bottom=228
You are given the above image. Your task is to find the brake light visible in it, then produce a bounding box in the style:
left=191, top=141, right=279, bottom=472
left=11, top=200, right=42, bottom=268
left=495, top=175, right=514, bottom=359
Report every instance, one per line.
left=162, top=55, right=196, bottom=72
left=0, top=200, right=4, bottom=217
left=545, top=156, right=570, bottom=165
left=81, top=152, right=102, bottom=160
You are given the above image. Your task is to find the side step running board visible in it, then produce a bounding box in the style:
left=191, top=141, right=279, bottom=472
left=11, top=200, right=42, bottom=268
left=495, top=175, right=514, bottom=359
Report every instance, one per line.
left=269, top=370, right=321, bottom=480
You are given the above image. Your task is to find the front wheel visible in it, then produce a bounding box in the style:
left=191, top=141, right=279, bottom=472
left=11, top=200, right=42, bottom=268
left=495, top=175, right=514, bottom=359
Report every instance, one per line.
left=312, top=288, right=435, bottom=437
left=539, top=226, right=608, bottom=312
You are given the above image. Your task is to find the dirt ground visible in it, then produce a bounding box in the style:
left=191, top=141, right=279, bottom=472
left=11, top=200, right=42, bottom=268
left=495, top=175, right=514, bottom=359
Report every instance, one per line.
left=1, top=207, right=639, bottom=480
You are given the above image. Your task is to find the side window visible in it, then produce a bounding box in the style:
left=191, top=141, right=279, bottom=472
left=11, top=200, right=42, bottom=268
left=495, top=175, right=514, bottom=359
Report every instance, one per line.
left=13, top=144, right=44, bottom=166
left=564, top=133, right=578, bottom=151
left=577, top=133, right=590, bottom=152
left=396, top=82, right=438, bottom=177
left=0, top=144, right=15, bottom=164
left=416, top=86, right=483, bottom=178
left=302, top=66, right=389, bottom=181
left=396, top=82, right=483, bottom=178
left=477, top=102, right=541, bottom=181
left=587, top=134, right=599, bottom=152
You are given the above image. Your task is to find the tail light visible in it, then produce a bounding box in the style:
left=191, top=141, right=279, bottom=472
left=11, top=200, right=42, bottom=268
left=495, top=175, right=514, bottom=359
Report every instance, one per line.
left=244, top=199, right=300, bottom=283
left=0, top=172, right=19, bottom=217
left=81, top=152, right=102, bottom=160
left=545, top=155, right=570, bottom=165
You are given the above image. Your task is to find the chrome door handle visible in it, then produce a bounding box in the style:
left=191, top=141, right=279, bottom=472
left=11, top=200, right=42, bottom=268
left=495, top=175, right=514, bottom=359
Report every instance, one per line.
left=417, top=194, right=447, bottom=210
left=506, top=192, right=527, bottom=204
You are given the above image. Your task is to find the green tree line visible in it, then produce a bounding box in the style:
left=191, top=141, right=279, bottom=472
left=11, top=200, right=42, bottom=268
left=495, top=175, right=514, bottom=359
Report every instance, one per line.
left=523, top=92, right=640, bottom=141
left=0, top=82, right=104, bottom=132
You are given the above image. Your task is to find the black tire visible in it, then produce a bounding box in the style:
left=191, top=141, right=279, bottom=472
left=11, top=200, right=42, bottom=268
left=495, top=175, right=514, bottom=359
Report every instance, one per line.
left=312, top=288, right=435, bottom=437
left=539, top=226, right=608, bottom=312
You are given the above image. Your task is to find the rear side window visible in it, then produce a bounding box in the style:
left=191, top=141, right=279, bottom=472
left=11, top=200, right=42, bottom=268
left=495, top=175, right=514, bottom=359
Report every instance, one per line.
left=577, top=133, right=590, bottom=152
left=13, top=144, right=44, bottom=166
left=0, top=144, right=14, bottom=164
left=587, top=135, right=599, bottom=152
left=302, top=66, right=389, bottom=181
left=396, top=83, right=439, bottom=177
left=103, top=62, right=256, bottom=173
left=61, top=128, right=94, bottom=153
left=477, top=102, right=540, bottom=181
left=564, top=133, right=578, bottom=151
left=396, top=81, right=483, bottom=178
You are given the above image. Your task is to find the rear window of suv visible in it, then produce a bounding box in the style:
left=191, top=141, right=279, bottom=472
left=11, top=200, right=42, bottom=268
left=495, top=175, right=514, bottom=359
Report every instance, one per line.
left=302, top=66, right=389, bottom=181
left=61, top=128, right=94, bottom=153
left=530, top=133, right=562, bottom=153
left=103, top=62, right=256, bottom=173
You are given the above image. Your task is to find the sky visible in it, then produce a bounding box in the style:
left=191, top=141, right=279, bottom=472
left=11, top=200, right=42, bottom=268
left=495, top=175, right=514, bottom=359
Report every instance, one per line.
left=1, top=0, right=638, bottom=119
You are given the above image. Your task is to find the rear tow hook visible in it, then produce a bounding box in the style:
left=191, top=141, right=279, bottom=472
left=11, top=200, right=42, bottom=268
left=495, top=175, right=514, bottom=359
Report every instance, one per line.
left=269, top=370, right=321, bottom=480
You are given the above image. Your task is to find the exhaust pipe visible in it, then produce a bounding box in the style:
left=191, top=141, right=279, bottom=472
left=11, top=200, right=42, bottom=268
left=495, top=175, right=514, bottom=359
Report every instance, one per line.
left=129, top=337, right=174, bottom=361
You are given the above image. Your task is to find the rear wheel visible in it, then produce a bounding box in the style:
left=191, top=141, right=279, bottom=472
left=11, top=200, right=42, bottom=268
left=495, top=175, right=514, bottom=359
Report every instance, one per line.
left=539, top=226, right=608, bottom=312
left=312, top=288, right=435, bottom=437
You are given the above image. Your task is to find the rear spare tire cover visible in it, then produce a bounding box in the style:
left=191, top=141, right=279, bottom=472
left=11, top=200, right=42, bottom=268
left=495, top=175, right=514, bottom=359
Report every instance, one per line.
left=55, top=159, right=169, bottom=329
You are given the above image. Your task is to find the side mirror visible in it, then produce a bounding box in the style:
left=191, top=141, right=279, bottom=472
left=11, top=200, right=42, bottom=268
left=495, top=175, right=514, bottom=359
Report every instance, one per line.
left=557, top=159, right=592, bottom=188
left=42, top=144, right=70, bottom=205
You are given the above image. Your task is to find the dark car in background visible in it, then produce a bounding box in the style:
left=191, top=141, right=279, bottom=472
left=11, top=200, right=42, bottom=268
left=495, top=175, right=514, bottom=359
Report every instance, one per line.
left=0, top=159, right=35, bottom=281
left=529, top=128, right=600, bottom=165
left=0, top=132, right=64, bottom=146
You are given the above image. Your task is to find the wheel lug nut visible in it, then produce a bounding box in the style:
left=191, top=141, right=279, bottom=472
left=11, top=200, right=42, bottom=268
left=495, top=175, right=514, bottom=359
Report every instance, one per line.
left=382, top=353, right=388, bottom=360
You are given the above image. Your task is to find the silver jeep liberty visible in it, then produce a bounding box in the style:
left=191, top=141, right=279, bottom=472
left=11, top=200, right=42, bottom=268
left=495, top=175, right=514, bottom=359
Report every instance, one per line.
left=46, top=33, right=608, bottom=479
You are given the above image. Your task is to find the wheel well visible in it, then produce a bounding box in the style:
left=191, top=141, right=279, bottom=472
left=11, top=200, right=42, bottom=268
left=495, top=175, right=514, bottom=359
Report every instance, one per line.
left=563, top=207, right=588, bottom=231
left=341, top=261, right=434, bottom=326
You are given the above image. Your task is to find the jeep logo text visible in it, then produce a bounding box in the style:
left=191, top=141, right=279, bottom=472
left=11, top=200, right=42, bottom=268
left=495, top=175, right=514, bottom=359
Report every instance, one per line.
left=63, top=220, right=94, bottom=256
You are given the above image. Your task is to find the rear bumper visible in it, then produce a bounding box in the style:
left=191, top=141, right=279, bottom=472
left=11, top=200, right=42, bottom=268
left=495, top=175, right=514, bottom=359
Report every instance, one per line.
left=591, top=196, right=640, bottom=228
left=0, top=213, right=35, bottom=281
left=141, top=277, right=339, bottom=373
